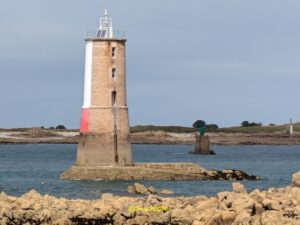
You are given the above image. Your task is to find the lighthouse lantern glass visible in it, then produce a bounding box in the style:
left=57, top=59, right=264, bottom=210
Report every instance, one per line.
left=97, top=9, right=113, bottom=38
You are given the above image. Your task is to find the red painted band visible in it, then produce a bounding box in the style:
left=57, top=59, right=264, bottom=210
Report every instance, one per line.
left=80, top=108, right=89, bottom=133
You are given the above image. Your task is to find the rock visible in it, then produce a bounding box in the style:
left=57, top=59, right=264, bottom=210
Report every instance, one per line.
left=120, top=211, right=133, bottom=219
left=0, top=192, right=7, bottom=200
left=53, top=218, right=72, bottom=225
left=233, top=211, right=251, bottom=224
left=0, top=218, right=9, bottom=225
left=148, top=213, right=170, bottom=224
left=254, top=203, right=265, bottom=214
left=1, top=208, right=13, bottom=220
left=3, top=176, right=300, bottom=225
left=21, top=189, right=42, bottom=200
left=232, top=182, right=247, bottom=194
left=114, top=213, right=126, bottom=225
left=290, top=187, right=300, bottom=202
left=39, top=209, right=52, bottom=221
left=171, top=205, right=198, bottom=223
left=126, top=215, right=148, bottom=225
left=146, top=194, right=161, bottom=206
left=196, top=198, right=219, bottom=210
left=101, top=193, right=114, bottom=200
left=192, top=221, right=205, bottom=225
left=160, top=189, right=174, bottom=195
left=127, top=185, right=136, bottom=194
left=250, top=189, right=265, bottom=203
left=262, top=199, right=281, bottom=211
left=231, top=196, right=255, bottom=214
left=221, top=192, right=241, bottom=208
left=217, top=191, right=230, bottom=203
left=147, top=186, right=157, bottom=194
left=292, top=171, right=300, bottom=188
left=205, top=210, right=223, bottom=225
left=133, top=183, right=148, bottom=194
left=260, top=211, right=283, bottom=225
left=196, top=209, right=218, bottom=223
left=20, top=200, right=35, bottom=210
left=221, top=211, right=236, bottom=224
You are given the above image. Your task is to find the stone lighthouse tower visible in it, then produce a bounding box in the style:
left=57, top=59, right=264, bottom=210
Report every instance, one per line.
left=62, top=10, right=212, bottom=181
left=76, top=9, right=132, bottom=166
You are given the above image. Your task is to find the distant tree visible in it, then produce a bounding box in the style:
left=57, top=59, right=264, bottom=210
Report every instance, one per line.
left=206, top=124, right=219, bottom=131
left=49, top=127, right=55, bottom=130
left=241, top=121, right=250, bottom=127
left=241, top=121, right=262, bottom=127
left=56, top=125, right=66, bottom=130
left=269, top=123, right=276, bottom=126
left=248, top=122, right=262, bottom=127
left=193, top=120, right=206, bottom=128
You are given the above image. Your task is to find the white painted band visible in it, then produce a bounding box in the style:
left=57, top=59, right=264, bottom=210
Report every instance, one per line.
left=82, top=41, right=93, bottom=108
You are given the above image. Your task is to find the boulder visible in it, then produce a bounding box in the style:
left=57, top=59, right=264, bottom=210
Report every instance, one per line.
left=205, top=210, right=223, bottom=225
left=231, top=196, right=255, bottom=214
left=53, top=218, right=72, bottom=225
left=232, top=182, right=247, bottom=194
left=221, top=211, right=236, bottom=224
left=147, top=186, right=157, bottom=194
left=260, top=211, right=283, bottom=225
left=191, top=221, right=205, bottom=225
left=127, top=185, right=136, bottom=194
left=160, top=189, right=174, bottom=195
left=292, top=171, right=300, bottom=188
left=196, top=198, right=219, bottom=210
left=126, top=215, right=149, bottom=225
left=233, top=211, right=251, bottom=224
left=133, top=183, right=148, bottom=194
left=250, top=189, right=265, bottom=203
left=171, top=205, right=198, bottom=223
left=262, top=199, right=281, bottom=211
left=114, top=213, right=127, bottom=225
left=148, top=213, right=170, bottom=224
left=196, top=209, right=219, bottom=223
left=101, top=193, right=114, bottom=200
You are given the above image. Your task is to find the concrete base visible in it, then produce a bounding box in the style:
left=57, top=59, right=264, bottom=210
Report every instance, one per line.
left=76, top=133, right=132, bottom=166
left=193, top=135, right=212, bottom=154
left=61, top=163, right=208, bottom=181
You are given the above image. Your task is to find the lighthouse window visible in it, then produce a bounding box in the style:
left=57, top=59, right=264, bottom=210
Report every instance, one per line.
left=112, top=91, right=117, bottom=106
left=112, top=47, right=116, bottom=57
left=112, top=68, right=116, bottom=78
left=96, top=29, right=107, bottom=38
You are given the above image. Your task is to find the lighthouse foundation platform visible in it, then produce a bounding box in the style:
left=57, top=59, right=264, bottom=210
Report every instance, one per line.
left=61, top=163, right=259, bottom=181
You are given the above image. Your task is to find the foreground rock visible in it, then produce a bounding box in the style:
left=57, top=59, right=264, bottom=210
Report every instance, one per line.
left=2, top=176, right=300, bottom=225
left=292, top=171, right=300, bottom=188
left=127, top=183, right=174, bottom=195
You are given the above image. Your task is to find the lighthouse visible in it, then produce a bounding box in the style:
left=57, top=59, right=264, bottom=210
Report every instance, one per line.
left=76, top=9, right=132, bottom=166
left=62, top=10, right=211, bottom=181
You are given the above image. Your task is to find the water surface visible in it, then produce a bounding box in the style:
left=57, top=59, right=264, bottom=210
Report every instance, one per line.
left=0, top=144, right=299, bottom=199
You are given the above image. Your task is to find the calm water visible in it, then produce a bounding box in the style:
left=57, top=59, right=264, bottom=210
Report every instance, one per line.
left=0, top=144, right=299, bottom=199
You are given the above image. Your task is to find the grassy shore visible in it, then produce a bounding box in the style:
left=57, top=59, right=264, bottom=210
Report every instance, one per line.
left=0, top=124, right=300, bottom=145
left=1, top=122, right=299, bottom=134
left=131, top=123, right=300, bottom=134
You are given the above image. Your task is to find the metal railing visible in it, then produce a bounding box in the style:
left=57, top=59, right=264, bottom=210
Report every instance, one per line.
left=86, top=30, right=126, bottom=38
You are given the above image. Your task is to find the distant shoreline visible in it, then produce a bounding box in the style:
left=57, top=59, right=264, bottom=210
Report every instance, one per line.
left=0, top=127, right=300, bottom=145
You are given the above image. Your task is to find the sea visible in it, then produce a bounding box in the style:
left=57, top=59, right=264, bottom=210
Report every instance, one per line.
left=0, top=144, right=299, bottom=199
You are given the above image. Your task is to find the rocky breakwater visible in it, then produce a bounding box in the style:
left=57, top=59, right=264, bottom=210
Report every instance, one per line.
left=2, top=172, right=300, bottom=225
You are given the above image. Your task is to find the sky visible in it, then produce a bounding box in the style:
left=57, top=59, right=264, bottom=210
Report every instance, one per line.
left=0, top=0, right=300, bottom=128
